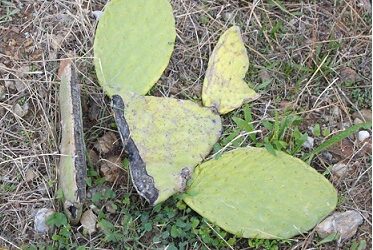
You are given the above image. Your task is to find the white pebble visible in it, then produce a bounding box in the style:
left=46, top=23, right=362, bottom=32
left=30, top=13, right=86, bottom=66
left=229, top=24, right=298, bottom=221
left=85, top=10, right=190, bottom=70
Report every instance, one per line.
left=92, top=11, right=103, bottom=21
left=34, top=208, right=54, bottom=234
left=303, top=136, right=314, bottom=149
left=358, top=130, right=370, bottom=142
left=223, top=12, right=233, bottom=22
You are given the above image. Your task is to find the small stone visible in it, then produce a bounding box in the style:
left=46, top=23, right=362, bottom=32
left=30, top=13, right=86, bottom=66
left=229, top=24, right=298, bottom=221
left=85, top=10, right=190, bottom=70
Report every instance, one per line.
left=34, top=208, right=55, bottom=234
left=259, top=69, right=271, bottom=84
left=17, top=65, right=30, bottom=75
left=279, top=100, right=293, bottom=110
left=80, top=209, right=97, bottom=234
left=105, top=201, right=117, bottom=214
left=0, top=85, right=5, bottom=100
left=13, top=103, right=29, bottom=117
left=357, top=131, right=370, bottom=142
left=92, top=11, right=104, bottom=21
left=4, top=74, right=15, bottom=89
left=22, top=102, right=29, bottom=116
left=331, top=106, right=341, bottom=117
left=322, top=151, right=333, bottom=162
left=354, top=117, right=363, bottom=125
left=316, top=210, right=363, bottom=240
left=325, top=115, right=335, bottom=125
left=25, top=168, right=37, bottom=182
left=331, top=162, right=348, bottom=178
left=223, top=12, right=234, bottom=22
left=339, top=67, right=358, bottom=82
left=341, top=121, right=351, bottom=130
left=352, top=109, right=372, bottom=123
left=15, top=80, right=26, bottom=93
left=94, top=132, right=118, bottom=154
left=303, top=136, right=314, bottom=149
left=288, top=18, right=297, bottom=28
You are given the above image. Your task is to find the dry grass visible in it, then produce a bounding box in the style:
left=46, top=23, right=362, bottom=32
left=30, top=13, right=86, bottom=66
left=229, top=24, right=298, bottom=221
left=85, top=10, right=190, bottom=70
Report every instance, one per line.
left=0, top=0, right=371, bottom=249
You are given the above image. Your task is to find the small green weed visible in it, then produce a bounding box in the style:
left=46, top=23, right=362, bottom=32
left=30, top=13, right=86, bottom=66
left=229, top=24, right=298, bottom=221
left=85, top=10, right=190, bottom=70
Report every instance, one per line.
left=0, top=183, right=17, bottom=192
left=351, top=88, right=372, bottom=109
left=0, top=1, right=20, bottom=24
left=42, top=172, right=243, bottom=249
left=349, top=239, right=367, bottom=250
left=248, top=238, right=291, bottom=250
left=217, top=105, right=308, bottom=157
left=112, top=197, right=240, bottom=249
left=258, top=112, right=308, bottom=155
left=304, top=122, right=372, bottom=162
left=218, top=105, right=372, bottom=163
left=316, top=232, right=340, bottom=246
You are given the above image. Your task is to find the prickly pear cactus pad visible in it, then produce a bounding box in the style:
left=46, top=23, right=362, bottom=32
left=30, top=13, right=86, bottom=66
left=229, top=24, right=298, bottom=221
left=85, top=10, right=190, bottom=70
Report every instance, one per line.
left=112, top=94, right=222, bottom=205
left=94, top=0, right=176, bottom=96
left=58, top=59, right=87, bottom=224
left=183, top=147, right=338, bottom=239
left=202, top=26, right=259, bottom=114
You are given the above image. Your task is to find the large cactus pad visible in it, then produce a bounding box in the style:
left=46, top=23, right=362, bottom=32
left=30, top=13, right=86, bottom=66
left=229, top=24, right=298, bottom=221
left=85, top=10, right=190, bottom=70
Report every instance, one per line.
left=202, top=26, right=259, bottom=114
left=112, top=94, right=222, bottom=204
left=94, top=0, right=176, bottom=96
left=183, top=147, right=337, bottom=239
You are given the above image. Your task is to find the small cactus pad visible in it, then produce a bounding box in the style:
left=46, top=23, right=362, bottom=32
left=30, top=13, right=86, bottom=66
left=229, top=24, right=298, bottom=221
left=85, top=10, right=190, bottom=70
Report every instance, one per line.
left=183, top=147, right=338, bottom=239
left=58, top=59, right=87, bottom=224
left=94, top=0, right=176, bottom=96
left=202, top=26, right=259, bottom=114
left=112, top=94, right=222, bottom=204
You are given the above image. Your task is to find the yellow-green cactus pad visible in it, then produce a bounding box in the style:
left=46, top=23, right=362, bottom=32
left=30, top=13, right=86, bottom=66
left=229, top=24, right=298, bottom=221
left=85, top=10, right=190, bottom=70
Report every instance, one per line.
left=112, top=94, right=222, bottom=205
left=183, top=147, right=337, bottom=239
left=94, top=0, right=176, bottom=96
left=202, top=26, right=259, bottom=114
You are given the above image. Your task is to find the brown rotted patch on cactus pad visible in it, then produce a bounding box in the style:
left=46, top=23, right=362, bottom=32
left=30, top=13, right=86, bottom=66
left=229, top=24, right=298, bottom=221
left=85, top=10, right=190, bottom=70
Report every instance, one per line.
left=112, top=95, right=159, bottom=204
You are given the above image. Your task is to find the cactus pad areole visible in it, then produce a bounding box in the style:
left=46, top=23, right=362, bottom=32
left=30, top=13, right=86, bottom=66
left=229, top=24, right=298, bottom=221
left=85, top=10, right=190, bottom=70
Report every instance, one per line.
left=183, top=147, right=338, bottom=239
